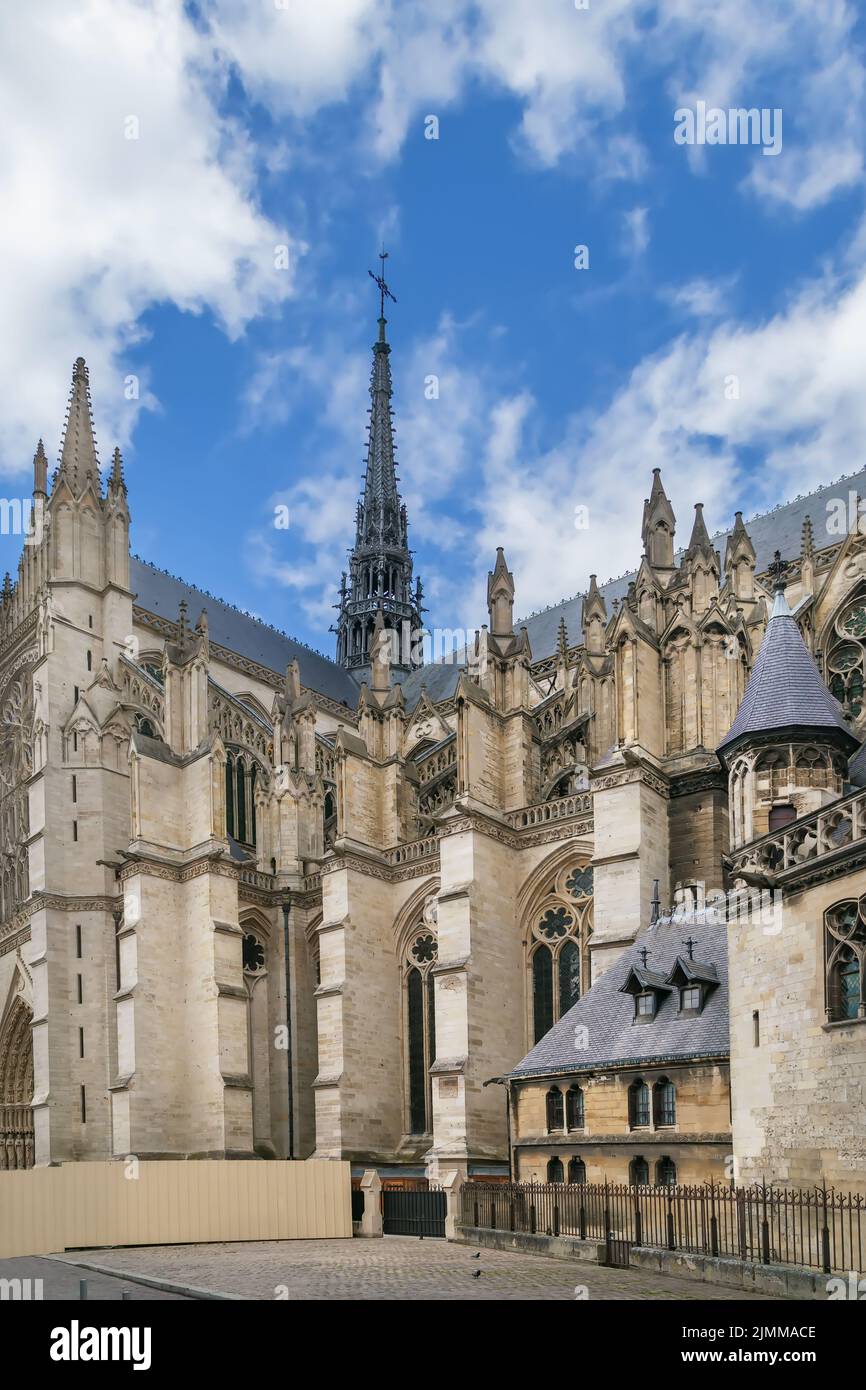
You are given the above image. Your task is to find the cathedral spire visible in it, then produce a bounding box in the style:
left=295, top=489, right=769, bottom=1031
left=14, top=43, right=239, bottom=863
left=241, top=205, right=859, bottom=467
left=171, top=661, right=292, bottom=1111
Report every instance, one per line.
left=335, top=256, right=424, bottom=678
left=56, top=357, right=101, bottom=494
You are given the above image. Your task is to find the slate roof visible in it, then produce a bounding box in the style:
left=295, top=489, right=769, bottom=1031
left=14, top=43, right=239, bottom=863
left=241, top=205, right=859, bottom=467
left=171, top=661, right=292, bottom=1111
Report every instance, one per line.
left=130, top=558, right=359, bottom=709
left=718, top=587, right=856, bottom=758
left=516, top=465, right=866, bottom=663
left=510, top=915, right=729, bottom=1079
left=127, top=465, right=866, bottom=715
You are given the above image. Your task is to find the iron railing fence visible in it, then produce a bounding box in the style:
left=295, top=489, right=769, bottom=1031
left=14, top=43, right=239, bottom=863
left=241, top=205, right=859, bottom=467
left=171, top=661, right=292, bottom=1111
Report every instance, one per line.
left=461, top=1180, right=865, bottom=1276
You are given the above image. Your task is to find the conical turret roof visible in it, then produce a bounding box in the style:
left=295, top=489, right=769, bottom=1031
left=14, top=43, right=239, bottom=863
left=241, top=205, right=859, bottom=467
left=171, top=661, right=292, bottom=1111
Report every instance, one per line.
left=718, top=582, right=856, bottom=761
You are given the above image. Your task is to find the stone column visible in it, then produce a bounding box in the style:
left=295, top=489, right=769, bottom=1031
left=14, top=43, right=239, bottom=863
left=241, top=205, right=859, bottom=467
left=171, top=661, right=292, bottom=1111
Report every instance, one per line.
left=441, top=1169, right=465, bottom=1241
left=358, top=1169, right=383, bottom=1238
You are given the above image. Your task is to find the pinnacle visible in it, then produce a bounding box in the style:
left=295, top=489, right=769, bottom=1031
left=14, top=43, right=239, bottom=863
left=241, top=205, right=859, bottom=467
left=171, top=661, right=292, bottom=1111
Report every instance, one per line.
left=58, top=355, right=100, bottom=493
left=686, top=502, right=714, bottom=558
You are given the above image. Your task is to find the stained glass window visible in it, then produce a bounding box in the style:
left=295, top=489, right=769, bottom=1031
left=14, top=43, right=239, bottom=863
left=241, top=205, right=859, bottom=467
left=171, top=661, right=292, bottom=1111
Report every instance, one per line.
left=558, top=940, right=581, bottom=1018
left=407, top=967, right=427, bottom=1135
left=825, top=900, right=866, bottom=1021
left=225, top=755, right=234, bottom=838
left=538, top=906, right=573, bottom=939
left=236, top=757, right=247, bottom=843
left=533, top=945, right=554, bottom=1043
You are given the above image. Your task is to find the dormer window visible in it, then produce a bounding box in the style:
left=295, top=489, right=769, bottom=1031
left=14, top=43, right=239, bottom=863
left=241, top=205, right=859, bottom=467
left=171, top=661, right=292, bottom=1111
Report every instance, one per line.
left=679, top=984, right=702, bottom=1015
left=619, top=961, right=672, bottom=1023
left=635, top=991, right=656, bottom=1020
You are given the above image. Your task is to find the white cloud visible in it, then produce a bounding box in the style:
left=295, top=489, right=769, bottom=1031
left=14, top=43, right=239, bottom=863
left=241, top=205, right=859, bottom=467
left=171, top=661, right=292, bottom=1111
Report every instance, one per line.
left=622, top=206, right=650, bottom=258
left=0, top=0, right=299, bottom=476
left=665, top=277, right=737, bottom=318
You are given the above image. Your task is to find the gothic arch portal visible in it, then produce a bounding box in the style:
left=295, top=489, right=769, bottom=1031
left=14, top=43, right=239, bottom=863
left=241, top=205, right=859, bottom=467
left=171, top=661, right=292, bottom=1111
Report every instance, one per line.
left=0, top=994, right=34, bottom=1168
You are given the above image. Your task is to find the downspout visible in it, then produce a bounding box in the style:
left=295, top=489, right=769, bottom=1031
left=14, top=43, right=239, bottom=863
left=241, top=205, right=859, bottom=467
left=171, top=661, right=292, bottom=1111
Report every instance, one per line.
left=281, top=899, right=294, bottom=1160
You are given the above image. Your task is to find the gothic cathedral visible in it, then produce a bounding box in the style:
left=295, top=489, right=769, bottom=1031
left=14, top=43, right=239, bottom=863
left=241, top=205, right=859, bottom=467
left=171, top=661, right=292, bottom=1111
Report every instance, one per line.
left=0, top=294, right=864, bottom=1190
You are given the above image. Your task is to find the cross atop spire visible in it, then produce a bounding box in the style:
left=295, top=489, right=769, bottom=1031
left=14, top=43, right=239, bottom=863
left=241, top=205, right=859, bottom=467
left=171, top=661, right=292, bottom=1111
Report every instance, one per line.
left=368, top=248, right=396, bottom=341
left=334, top=256, right=423, bottom=677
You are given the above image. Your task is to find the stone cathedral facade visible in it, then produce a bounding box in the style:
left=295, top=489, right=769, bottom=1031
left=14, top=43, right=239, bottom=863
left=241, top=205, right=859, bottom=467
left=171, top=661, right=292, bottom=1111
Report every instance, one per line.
left=0, top=305, right=864, bottom=1189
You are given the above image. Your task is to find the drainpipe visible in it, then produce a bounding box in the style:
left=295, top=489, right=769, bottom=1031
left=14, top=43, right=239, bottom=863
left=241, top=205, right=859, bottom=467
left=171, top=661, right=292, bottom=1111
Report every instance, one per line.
left=281, top=899, right=294, bottom=1160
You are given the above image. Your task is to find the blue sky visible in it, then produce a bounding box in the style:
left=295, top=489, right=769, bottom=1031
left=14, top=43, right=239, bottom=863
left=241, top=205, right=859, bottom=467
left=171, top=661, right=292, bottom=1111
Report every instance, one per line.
left=2, top=1, right=866, bottom=657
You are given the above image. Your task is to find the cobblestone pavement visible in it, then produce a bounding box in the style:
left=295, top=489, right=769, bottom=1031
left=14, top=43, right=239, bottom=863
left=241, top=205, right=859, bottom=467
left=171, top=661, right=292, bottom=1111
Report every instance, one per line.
left=0, top=1255, right=188, bottom=1300
left=53, top=1238, right=777, bottom=1301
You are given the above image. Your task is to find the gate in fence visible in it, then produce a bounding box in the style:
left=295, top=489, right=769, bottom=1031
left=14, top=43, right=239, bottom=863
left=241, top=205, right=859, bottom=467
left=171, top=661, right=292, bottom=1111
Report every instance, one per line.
left=382, top=1182, right=446, bottom=1238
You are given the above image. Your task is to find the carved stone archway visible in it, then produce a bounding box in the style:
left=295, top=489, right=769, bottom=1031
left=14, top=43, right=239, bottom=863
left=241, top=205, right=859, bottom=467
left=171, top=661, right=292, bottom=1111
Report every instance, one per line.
left=0, top=995, right=34, bottom=1168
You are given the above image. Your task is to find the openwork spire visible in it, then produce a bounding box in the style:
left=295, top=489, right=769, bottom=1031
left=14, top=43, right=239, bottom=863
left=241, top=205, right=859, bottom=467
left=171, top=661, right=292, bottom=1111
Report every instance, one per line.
left=335, top=256, right=424, bottom=677
left=56, top=357, right=101, bottom=493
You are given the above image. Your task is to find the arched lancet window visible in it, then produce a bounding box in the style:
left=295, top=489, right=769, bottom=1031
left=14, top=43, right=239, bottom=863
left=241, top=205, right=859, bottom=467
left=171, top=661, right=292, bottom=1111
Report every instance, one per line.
left=545, top=1086, right=564, bottom=1132
left=225, top=754, right=235, bottom=838
left=825, top=900, right=866, bottom=1021
left=827, top=599, right=866, bottom=719
left=653, top=1078, right=676, bottom=1127
left=558, top=939, right=581, bottom=1020
left=527, top=862, right=593, bottom=1044
left=249, top=764, right=257, bottom=846
left=630, top=1156, right=649, bottom=1186
left=236, top=756, right=247, bottom=843
left=566, top=1084, right=584, bottom=1130
left=547, top=1156, right=564, bottom=1184
left=404, top=918, right=438, bottom=1135
left=533, top=945, right=554, bottom=1043
left=567, top=1156, right=586, bottom=1185
left=656, top=1156, right=677, bottom=1187
left=628, top=1079, right=650, bottom=1128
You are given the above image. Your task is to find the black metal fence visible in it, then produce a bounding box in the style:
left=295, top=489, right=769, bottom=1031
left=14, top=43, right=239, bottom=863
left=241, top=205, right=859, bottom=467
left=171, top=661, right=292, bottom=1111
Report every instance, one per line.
left=382, top=1184, right=446, bottom=1237
left=461, top=1180, right=865, bottom=1276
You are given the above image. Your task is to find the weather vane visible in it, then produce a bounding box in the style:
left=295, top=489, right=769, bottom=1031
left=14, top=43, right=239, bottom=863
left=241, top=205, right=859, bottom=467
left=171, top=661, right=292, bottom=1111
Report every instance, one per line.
left=368, top=248, right=397, bottom=320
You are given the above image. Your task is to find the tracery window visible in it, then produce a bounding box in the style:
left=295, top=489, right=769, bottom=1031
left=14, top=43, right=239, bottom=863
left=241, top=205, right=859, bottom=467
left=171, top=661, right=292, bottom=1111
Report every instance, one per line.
left=528, top=862, right=593, bottom=1044
left=404, top=914, right=438, bottom=1135
left=827, top=600, right=866, bottom=719
left=225, top=748, right=259, bottom=848
left=825, top=899, right=866, bottom=1022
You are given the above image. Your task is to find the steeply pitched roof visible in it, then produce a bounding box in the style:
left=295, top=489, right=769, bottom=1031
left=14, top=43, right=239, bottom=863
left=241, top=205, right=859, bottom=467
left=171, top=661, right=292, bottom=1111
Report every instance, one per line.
left=510, top=916, right=729, bottom=1079
left=130, top=558, right=359, bottom=709
left=718, top=586, right=855, bottom=758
